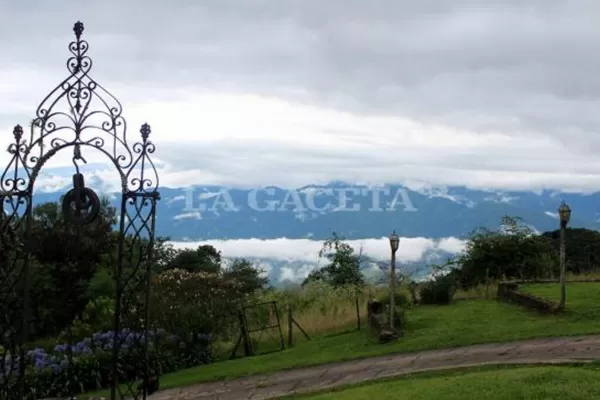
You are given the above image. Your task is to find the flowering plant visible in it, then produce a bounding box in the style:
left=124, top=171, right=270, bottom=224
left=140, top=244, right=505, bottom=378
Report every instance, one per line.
left=2, top=328, right=212, bottom=398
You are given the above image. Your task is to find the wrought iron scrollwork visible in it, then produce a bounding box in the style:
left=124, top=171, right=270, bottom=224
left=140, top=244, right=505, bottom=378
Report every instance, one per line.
left=0, top=21, right=160, bottom=400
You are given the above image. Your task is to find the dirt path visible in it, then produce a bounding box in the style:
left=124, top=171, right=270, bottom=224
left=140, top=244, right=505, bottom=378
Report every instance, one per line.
left=149, top=335, right=600, bottom=399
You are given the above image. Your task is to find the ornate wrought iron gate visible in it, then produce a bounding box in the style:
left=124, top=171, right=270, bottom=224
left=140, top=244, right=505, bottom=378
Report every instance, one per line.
left=0, top=22, right=160, bottom=399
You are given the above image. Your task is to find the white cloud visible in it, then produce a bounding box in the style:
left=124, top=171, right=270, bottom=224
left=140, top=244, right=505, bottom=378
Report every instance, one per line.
left=173, top=212, right=202, bottom=221
left=169, top=236, right=467, bottom=283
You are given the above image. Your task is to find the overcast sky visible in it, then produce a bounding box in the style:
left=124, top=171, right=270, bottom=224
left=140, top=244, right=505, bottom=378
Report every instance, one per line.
left=2, top=1, right=600, bottom=192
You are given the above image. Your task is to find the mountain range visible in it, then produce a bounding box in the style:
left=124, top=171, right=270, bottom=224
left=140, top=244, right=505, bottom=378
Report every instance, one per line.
left=30, top=179, right=599, bottom=241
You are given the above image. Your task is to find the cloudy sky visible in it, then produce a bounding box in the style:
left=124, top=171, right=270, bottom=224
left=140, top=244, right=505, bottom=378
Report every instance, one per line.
left=2, top=1, right=600, bottom=193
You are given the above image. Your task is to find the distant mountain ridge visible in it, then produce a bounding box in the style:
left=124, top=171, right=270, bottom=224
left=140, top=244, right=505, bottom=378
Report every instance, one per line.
left=28, top=180, right=600, bottom=240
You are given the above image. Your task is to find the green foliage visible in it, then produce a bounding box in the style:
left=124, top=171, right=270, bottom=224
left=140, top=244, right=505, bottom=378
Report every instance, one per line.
left=58, top=319, right=94, bottom=342
left=374, top=289, right=409, bottom=330
left=224, top=258, right=268, bottom=296
left=419, top=274, right=456, bottom=305
left=85, top=267, right=115, bottom=300
left=20, top=329, right=212, bottom=398
left=151, top=267, right=259, bottom=343
left=453, top=216, right=558, bottom=289
left=390, top=306, right=407, bottom=331
left=541, top=228, right=600, bottom=274
left=265, top=280, right=365, bottom=316
left=27, top=199, right=116, bottom=337
left=82, top=297, right=115, bottom=331
left=152, top=236, right=178, bottom=272
left=304, top=232, right=365, bottom=288
left=168, top=244, right=222, bottom=273
left=453, top=216, right=600, bottom=291
left=377, top=290, right=410, bottom=308
left=2, top=197, right=275, bottom=396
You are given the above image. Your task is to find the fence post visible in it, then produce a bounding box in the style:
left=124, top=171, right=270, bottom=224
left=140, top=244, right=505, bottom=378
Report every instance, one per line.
left=240, top=310, right=253, bottom=356
left=355, top=296, right=361, bottom=330
left=287, top=306, right=293, bottom=347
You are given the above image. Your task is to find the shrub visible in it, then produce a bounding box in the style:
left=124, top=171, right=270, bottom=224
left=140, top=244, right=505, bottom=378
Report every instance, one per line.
left=151, top=268, right=246, bottom=342
left=3, top=328, right=213, bottom=398
left=377, top=291, right=410, bottom=308
left=419, top=275, right=455, bottom=305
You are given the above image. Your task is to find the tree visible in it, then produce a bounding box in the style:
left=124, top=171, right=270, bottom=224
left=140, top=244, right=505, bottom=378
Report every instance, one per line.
left=152, top=236, right=178, bottom=272
left=223, top=258, right=268, bottom=296
left=453, top=216, right=556, bottom=289
left=303, top=232, right=365, bottom=330
left=303, top=232, right=364, bottom=288
left=151, top=268, right=243, bottom=354
left=28, top=198, right=117, bottom=337
left=540, top=228, right=600, bottom=274
left=168, top=244, right=222, bottom=273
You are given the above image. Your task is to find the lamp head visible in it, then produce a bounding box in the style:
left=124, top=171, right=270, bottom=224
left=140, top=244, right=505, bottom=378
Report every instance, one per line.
left=389, top=230, right=399, bottom=252
left=558, top=201, right=571, bottom=226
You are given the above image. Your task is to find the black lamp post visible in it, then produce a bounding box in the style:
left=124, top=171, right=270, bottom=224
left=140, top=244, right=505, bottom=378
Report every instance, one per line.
left=389, top=230, right=400, bottom=330
left=558, top=201, right=571, bottom=310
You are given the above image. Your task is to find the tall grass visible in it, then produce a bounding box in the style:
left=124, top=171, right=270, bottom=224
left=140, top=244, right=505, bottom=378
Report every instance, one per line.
left=260, top=281, right=371, bottom=337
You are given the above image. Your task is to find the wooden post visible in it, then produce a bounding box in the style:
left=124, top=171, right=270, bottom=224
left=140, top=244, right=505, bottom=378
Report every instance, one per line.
left=287, top=306, right=293, bottom=347
left=355, top=296, right=361, bottom=330
left=292, top=317, right=310, bottom=341
left=559, top=223, right=566, bottom=310
left=273, top=302, right=285, bottom=351
left=240, top=310, right=252, bottom=356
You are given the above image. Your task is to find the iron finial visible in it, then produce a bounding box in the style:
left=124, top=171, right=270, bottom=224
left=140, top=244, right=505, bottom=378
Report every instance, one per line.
left=73, top=21, right=84, bottom=40
left=12, top=125, right=23, bottom=141
left=140, top=123, right=151, bottom=141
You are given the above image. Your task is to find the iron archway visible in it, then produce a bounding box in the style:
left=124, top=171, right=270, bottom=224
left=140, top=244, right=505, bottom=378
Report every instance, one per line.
left=0, top=22, right=160, bottom=399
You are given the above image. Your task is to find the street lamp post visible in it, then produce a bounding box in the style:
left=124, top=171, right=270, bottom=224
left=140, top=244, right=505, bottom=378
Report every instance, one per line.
left=389, top=231, right=400, bottom=330
left=558, top=201, right=571, bottom=311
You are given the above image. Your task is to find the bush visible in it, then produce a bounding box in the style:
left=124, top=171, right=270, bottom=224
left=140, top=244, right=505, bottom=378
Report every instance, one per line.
left=3, top=328, right=213, bottom=399
left=377, top=291, right=410, bottom=308
left=419, top=275, right=455, bottom=305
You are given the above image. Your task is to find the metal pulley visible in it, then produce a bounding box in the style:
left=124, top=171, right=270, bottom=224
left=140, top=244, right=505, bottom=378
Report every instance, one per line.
left=61, top=144, right=100, bottom=225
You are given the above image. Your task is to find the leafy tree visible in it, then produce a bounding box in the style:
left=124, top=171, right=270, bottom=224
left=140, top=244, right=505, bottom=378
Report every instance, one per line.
left=302, top=233, right=365, bottom=330
left=151, top=268, right=248, bottom=344
left=223, top=258, right=268, bottom=296
left=152, top=236, right=178, bottom=272
left=168, top=244, right=222, bottom=273
left=86, top=266, right=116, bottom=300
left=540, top=228, right=600, bottom=274
left=303, top=232, right=364, bottom=288
left=28, top=198, right=117, bottom=337
left=453, top=216, right=556, bottom=289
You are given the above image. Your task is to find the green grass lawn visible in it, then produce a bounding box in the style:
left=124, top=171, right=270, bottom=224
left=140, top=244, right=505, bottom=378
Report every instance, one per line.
left=281, top=364, right=600, bottom=400
left=520, top=282, right=600, bottom=320
left=84, top=297, right=600, bottom=398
